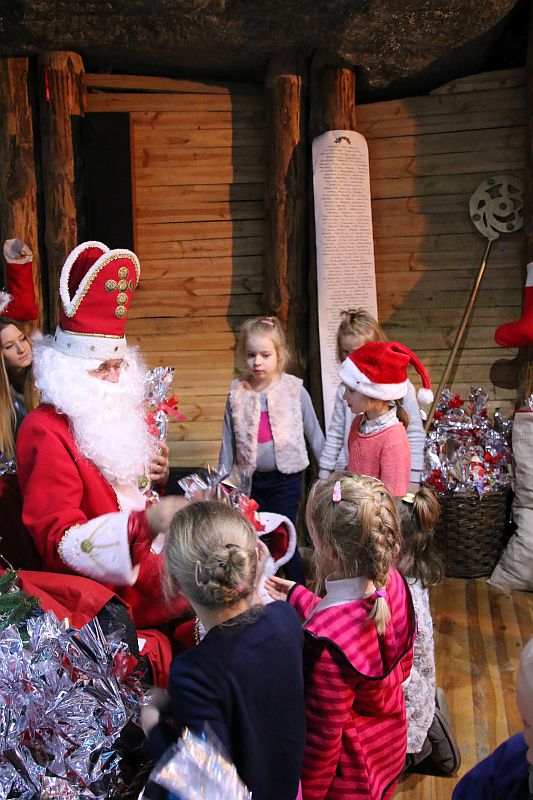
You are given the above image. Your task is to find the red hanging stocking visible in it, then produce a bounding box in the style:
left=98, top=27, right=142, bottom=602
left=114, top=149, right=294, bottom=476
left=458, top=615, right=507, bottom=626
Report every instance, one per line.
left=2, top=239, right=38, bottom=321
left=495, top=262, right=533, bottom=347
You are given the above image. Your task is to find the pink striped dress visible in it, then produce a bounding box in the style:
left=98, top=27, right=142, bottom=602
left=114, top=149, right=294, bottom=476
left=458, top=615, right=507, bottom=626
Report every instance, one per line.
left=289, top=567, right=416, bottom=800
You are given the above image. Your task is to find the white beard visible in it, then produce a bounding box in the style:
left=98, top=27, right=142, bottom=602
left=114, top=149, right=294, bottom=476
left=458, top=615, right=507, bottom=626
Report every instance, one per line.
left=32, top=338, right=154, bottom=485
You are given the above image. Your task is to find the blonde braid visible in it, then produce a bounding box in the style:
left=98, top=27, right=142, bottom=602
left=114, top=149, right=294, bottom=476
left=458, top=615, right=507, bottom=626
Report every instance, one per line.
left=307, top=474, right=401, bottom=636
left=361, top=490, right=399, bottom=634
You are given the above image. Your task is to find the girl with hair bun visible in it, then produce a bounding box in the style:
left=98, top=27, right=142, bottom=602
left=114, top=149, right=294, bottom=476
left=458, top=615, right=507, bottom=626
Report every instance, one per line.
left=266, top=473, right=416, bottom=800
left=142, top=500, right=306, bottom=800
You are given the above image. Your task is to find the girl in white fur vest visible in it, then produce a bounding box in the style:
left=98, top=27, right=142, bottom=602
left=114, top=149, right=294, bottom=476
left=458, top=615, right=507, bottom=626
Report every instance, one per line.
left=219, top=316, right=325, bottom=584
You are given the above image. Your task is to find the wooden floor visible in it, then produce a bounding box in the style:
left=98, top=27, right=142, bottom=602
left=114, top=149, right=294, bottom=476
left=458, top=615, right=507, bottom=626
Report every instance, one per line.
left=394, top=578, right=533, bottom=798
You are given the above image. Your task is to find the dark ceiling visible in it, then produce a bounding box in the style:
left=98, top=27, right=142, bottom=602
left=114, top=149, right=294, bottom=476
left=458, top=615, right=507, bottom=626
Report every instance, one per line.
left=0, top=0, right=528, bottom=100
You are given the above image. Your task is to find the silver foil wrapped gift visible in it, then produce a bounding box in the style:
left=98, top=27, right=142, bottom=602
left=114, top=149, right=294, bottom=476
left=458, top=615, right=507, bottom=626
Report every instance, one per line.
left=424, top=387, right=513, bottom=495
left=145, top=727, right=251, bottom=800
left=0, top=610, right=143, bottom=799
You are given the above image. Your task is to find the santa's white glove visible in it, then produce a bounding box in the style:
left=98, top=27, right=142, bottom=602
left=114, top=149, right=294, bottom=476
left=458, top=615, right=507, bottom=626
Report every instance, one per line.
left=58, top=512, right=140, bottom=586
left=3, top=238, right=33, bottom=264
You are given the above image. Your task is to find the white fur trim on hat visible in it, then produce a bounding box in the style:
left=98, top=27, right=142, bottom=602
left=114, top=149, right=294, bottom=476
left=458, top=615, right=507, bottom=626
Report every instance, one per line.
left=58, top=512, right=139, bottom=586
left=417, top=387, right=434, bottom=405
left=59, top=240, right=109, bottom=317
left=52, top=325, right=127, bottom=361
left=338, top=358, right=408, bottom=401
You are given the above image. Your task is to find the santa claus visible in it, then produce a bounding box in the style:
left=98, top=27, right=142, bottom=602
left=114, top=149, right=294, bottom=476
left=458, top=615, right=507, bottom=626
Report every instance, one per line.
left=16, top=241, right=191, bottom=641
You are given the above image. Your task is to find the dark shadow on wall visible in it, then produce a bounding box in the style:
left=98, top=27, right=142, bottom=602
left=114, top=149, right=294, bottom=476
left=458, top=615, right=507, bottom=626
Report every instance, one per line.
left=76, top=112, right=134, bottom=250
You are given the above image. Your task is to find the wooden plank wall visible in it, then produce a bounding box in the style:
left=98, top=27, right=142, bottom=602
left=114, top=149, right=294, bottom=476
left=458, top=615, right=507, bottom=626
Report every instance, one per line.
left=357, top=68, right=527, bottom=418
left=86, top=78, right=266, bottom=467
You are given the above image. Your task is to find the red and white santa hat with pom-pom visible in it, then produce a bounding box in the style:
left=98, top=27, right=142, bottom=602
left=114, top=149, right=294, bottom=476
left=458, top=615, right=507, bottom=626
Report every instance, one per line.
left=338, top=340, right=434, bottom=405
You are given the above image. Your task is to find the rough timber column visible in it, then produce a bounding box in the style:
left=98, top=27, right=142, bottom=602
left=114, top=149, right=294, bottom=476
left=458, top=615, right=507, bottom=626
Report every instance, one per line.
left=0, top=58, right=43, bottom=327
left=264, top=54, right=308, bottom=377
left=308, top=51, right=357, bottom=423
left=38, top=51, right=86, bottom=328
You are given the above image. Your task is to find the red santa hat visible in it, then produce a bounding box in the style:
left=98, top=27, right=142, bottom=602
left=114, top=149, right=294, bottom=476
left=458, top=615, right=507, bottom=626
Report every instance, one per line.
left=1, top=239, right=38, bottom=321
left=338, top=340, right=434, bottom=405
left=52, top=240, right=140, bottom=360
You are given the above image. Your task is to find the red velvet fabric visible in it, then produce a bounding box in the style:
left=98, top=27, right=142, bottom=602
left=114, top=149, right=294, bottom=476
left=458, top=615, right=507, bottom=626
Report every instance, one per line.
left=1, top=259, right=38, bottom=321
left=60, top=245, right=139, bottom=337
left=0, top=473, right=41, bottom=570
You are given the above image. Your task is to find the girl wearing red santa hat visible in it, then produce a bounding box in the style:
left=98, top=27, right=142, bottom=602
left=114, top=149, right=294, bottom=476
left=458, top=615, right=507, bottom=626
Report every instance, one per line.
left=338, top=341, right=433, bottom=497
left=319, top=309, right=427, bottom=493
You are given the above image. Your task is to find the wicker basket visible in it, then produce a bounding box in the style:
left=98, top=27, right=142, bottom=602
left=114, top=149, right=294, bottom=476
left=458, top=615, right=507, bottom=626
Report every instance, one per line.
left=433, top=488, right=510, bottom=578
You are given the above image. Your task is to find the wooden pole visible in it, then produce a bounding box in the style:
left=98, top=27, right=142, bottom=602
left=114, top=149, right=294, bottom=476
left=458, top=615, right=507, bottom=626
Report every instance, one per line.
left=264, top=54, right=308, bottom=377
left=308, top=50, right=357, bottom=424
left=38, top=51, right=86, bottom=328
left=516, top=8, right=533, bottom=410
left=0, top=58, right=43, bottom=328
left=425, top=239, right=493, bottom=430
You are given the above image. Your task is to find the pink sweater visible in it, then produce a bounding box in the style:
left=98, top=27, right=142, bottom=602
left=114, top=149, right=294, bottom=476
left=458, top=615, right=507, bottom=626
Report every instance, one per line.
left=347, top=418, right=411, bottom=496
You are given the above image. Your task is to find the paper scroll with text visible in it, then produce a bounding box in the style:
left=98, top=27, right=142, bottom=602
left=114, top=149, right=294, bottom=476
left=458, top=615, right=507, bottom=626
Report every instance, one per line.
left=312, top=130, right=377, bottom=429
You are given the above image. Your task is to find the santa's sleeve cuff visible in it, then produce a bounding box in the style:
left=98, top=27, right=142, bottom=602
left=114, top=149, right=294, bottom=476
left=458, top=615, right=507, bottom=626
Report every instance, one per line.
left=58, top=512, right=139, bottom=586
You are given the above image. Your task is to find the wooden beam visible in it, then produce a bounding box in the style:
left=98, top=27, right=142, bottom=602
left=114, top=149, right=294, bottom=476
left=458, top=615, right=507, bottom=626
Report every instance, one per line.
left=0, top=58, right=43, bottom=327
left=38, top=51, right=86, bottom=328
left=261, top=54, right=309, bottom=376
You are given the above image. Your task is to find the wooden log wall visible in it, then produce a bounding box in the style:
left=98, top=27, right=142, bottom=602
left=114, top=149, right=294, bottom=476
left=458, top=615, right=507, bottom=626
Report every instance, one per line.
left=357, top=68, right=527, bottom=418
left=0, top=58, right=43, bottom=327
left=39, top=52, right=86, bottom=329
left=86, top=76, right=266, bottom=467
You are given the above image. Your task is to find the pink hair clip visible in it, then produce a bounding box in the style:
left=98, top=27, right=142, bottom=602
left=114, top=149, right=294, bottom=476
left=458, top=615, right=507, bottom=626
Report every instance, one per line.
left=235, top=583, right=245, bottom=594
left=375, top=589, right=386, bottom=598
left=332, top=480, right=342, bottom=502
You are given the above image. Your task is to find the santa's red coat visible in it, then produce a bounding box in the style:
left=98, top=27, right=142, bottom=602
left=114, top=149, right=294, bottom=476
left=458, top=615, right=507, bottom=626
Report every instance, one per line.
left=16, top=404, right=192, bottom=632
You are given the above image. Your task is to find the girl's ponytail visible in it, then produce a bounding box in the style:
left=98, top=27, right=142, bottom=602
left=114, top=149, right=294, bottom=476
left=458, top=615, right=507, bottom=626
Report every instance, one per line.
left=396, top=486, right=443, bottom=588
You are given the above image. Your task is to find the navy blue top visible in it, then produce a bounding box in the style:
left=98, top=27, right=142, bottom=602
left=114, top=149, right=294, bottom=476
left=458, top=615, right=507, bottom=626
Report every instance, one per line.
left=149, top=601, right=305, bottom=800
left=452, top=733, right=532, bottom=800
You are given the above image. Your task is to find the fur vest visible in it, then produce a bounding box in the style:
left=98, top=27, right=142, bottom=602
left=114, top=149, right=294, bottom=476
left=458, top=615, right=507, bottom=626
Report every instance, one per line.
left=229, top=374, right=309, bottom=474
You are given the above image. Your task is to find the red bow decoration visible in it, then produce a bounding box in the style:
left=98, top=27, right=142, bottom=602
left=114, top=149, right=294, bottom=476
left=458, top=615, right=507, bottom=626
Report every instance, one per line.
left=146, top=395, right=186, bottom=436
left=239, top=496, right=265, bottom=532
left=159, top=395, right=186, bottom=422
left=447, top=394, right=464, bottom=409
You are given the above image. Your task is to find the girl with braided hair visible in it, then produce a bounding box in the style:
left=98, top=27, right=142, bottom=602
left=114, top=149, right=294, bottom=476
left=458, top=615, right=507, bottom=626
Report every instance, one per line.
left=266, top=473, right=416, bottom=800
left=141, top=500, right=306, bottom=800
